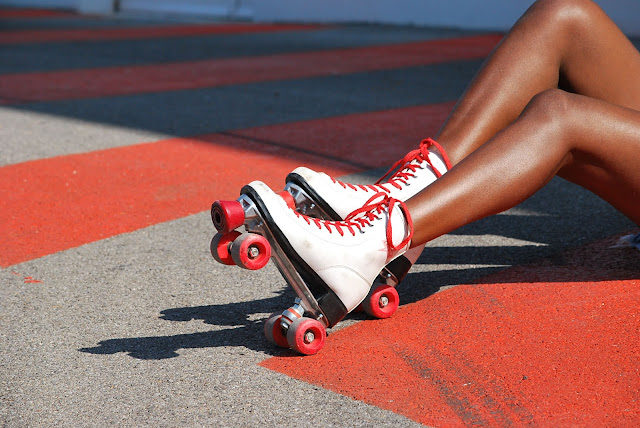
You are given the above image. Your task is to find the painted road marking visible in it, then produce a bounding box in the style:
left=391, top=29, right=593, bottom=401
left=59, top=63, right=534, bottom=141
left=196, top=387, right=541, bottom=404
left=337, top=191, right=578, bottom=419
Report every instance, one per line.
left=0, top=8, right=76, bottom=18
left=261, top=235, right=640, bottom=426
left=0, top=35, right=501, bottom=104
left=0, top=23, right=325, bottom=45
left=0, top=103, right=453, bottom=267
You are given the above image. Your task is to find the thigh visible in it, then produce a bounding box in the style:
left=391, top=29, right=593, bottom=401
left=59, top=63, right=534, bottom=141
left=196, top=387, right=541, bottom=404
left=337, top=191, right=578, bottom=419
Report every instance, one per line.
left=436, top=0, right=640, bottom=164
left=557, top=0, right=640, bottom=110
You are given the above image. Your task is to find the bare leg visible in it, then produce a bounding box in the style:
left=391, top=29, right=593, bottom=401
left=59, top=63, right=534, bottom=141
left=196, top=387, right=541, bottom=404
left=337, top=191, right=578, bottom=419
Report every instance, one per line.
left=436, top=0, right=640, bottom=164
left=407, top=90, right=640, bottom=245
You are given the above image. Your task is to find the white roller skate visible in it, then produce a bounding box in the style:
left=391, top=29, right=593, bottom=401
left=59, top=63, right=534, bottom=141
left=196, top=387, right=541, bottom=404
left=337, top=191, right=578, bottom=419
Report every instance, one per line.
left=284, top=138, right=451, bottom=286
left=210, top=181, right=413, bottom=355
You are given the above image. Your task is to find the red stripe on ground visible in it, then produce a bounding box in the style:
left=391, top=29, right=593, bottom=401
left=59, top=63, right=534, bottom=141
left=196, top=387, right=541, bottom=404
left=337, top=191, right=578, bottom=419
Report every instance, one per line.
left=261, top=236, right=640, bottom=426
left=0, top=8, right=75, bottom=18
left=0, top=103, right=452, bottom=267
left=231, top=102, right=454, bottom=168
left=0, top=34, right=501, bottom=104
left=0, top=23, right=325, bottom=45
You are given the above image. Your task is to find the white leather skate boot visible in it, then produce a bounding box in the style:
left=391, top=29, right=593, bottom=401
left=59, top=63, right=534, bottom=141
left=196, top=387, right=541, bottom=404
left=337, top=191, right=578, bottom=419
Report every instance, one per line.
left=284, top=138, right=451, bottom=284
left=242, top=180, right=414, bottom=325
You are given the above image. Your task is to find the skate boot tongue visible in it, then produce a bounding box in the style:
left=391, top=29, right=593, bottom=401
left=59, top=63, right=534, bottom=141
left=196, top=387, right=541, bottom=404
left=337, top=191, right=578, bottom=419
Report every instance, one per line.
left=375, top=138, right=452, bottom=191
left=345, top=192, right=414, bottom=253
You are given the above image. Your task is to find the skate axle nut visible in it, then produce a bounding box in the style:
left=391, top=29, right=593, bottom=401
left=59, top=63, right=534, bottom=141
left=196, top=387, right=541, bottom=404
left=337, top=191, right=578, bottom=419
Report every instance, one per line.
left=304, top=331, right=315, bottom=344
left=379, top=296, right=389, bottom=308
left=248, top=246, right=260, bottom=259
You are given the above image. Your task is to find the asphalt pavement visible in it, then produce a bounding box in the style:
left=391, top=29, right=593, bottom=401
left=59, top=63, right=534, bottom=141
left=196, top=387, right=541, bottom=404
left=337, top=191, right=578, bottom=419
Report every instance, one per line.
left=1, top=7, right=638, bottom=427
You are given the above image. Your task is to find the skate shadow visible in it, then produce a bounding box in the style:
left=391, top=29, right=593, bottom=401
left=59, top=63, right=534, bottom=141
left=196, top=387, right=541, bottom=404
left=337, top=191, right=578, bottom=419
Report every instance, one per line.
left=79, top=289, right=300, bottom=360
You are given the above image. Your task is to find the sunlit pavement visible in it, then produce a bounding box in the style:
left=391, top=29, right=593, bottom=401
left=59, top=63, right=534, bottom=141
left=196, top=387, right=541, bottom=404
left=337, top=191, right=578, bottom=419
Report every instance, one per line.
left=1, top=7, right=638, bottom=427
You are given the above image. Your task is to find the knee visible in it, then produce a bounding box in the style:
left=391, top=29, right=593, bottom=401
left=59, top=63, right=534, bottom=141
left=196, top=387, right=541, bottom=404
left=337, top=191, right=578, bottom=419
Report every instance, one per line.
left=521, top=89, right=574, bottom=132
left=526, top=0, right=600, bottom=32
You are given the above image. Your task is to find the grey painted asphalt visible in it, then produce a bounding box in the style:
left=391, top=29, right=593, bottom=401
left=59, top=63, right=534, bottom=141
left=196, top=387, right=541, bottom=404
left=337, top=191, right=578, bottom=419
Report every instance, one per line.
left=0, top=14, right=192, bottom=31
left=1, top=60, right=481, bottom=166
left=1, top=212, right=422, bottom=427
left=1, top=25, right=482, bottom=74
left=1, top=11, right=638, bottom=428
left=0, top=172, right=633, bottom=427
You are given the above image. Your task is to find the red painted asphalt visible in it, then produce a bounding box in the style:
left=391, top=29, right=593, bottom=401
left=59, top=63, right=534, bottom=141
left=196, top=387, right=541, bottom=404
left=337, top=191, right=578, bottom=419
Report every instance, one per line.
left=0, top=34, right=501, bottom=104
left=0, top=23, right=325, bottom=45
left=0, top=136, right=351, bottom=268
left=0, top=103, right=453, bottom=267
left=0, top=8, right=75, bottom=18
left=4, top=12, right=638, bottom=426
left=261, top=235, right=640, bottom=426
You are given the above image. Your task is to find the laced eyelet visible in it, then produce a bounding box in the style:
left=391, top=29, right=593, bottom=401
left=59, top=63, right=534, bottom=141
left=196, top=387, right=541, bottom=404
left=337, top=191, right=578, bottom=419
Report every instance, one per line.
left=374, top=138, right=453, bottom=186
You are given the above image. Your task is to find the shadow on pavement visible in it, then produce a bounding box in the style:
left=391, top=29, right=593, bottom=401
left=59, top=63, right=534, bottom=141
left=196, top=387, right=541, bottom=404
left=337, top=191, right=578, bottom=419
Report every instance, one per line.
left=79, top=224, right=638, bottom=360
left=79, top=290, right=302, bottom=359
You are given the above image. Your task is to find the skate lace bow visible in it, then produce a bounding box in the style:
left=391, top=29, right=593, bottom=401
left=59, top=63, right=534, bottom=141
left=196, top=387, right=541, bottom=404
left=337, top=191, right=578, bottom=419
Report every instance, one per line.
left=330, top=138, right=452, bottom=193
left=375, top=138, right=452, bottom=188
left=297, top=192, right=414, bottom=252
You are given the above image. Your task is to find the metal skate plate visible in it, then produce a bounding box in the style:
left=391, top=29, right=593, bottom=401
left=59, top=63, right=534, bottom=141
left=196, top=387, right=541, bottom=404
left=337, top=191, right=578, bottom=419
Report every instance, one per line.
left=283, top=183, right=330, bottom=219
left=237, top=195, right=329, bottom=328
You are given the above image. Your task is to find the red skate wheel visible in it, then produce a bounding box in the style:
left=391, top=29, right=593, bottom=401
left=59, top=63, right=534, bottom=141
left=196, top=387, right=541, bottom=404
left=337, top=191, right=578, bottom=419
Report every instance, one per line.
left=211, top=200, right=245, bottom=234
left=286, top=317, right=326, bottom=355
left=277, top=190, right=296, bottom=210
left=264, top=313, right=289, bottom=348
left=363, top=284, right=399, bottom=319
left=210, top=231, right=241, bottom=265
left=229, top=233, right=271, bottom=270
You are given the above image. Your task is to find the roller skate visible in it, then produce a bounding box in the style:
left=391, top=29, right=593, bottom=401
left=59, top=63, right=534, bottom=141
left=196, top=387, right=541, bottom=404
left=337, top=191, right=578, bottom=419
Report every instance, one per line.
left=210, top=181, right=413, bottom=355
left=283, top=138, right=451, bottom=287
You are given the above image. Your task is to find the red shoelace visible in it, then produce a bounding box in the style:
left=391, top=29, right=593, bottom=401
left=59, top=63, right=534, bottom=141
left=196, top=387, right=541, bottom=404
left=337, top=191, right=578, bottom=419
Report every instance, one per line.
left=294, top=192, right=414, bottom=253
left=330, top=138, right=453, bottom=193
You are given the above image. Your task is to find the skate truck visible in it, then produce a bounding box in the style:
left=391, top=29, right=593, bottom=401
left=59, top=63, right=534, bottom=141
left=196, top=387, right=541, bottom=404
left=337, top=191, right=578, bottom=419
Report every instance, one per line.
left=210, top=184, right=401, bottom=355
